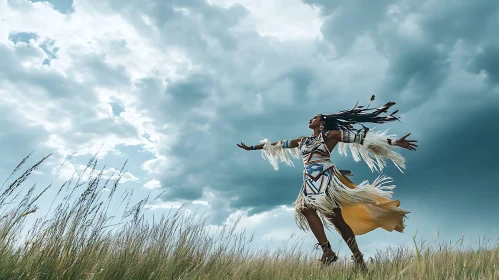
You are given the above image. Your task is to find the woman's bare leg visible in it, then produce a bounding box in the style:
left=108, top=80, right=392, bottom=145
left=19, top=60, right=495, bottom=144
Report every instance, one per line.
left=326, top=207, right=368, bottom=271
left=301, top=206, right=338, bottom=264
left=300, top=207, right=328, bottom=243
left=325, top=207, right=362, bottom=256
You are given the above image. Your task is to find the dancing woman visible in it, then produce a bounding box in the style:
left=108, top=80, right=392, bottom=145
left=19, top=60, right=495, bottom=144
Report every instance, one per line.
left=237, top=97, right=417, bottom=272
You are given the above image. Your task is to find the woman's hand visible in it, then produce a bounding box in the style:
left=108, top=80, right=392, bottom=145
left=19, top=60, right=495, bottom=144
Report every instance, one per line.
left=237, top=142, right=254, bottom=151
left=396, top=133, right=418, bottom=151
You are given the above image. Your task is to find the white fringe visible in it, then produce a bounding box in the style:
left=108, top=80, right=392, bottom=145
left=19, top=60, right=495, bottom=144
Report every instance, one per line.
left=293, top=169, right=397, bottom=231
left=259, top=139, right=301, bottom=171
left=338, top=129, right=406, bottom=173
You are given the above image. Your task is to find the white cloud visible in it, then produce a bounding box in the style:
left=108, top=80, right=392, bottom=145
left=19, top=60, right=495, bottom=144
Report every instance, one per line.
left=67, top=164, right=138, bottom=183
left=0, top=0, right=179, bottom=176
left=208, top=0, right=322, bottom=41
left=142, top=155, right=170, bottom=175
left=31, top=170, right=44, bottom=176
left=54, top=160, right=77, bottom=181
left=144, top=201, right=183, bottom=210
left=192, top=200, right=210, bottom=206
left=143, top=179, right=161, bottom=189
left=104, top=168, right=139, bottom=183
left=224, top=206, right=291, bottom=230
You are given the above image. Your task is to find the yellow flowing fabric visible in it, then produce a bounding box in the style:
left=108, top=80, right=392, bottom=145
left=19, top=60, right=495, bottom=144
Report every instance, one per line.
left=336, top=169, right=407, bottom=235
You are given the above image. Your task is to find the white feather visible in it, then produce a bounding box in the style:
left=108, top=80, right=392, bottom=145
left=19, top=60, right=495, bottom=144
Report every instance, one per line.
left=259, top=139, right=301, bottom=171
left=339, top=129, right=406, bottom=173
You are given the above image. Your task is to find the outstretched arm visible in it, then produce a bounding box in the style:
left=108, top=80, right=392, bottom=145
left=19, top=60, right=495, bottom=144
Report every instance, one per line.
left=238, top=137, right=303, bottom=170
left=328, top=129, right=417, bottom=172
left=237, top=137, right=302, bottom=151
left=327, top=130, right=417, bottom=151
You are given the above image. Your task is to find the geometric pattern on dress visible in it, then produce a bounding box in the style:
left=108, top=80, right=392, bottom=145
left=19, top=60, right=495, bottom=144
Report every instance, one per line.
left=300, top=131, right=334, bottom=196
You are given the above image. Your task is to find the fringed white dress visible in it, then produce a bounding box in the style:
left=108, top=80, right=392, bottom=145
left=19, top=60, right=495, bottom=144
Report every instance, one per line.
left=261, top=130, right=409, bottom=235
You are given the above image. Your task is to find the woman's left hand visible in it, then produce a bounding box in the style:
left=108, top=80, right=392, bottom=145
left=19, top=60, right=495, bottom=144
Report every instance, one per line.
left=396, top=133, right=418, bottom=151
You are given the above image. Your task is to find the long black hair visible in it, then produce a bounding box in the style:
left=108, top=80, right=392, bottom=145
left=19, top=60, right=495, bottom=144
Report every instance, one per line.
left=318, top=95, right=401, bottom=134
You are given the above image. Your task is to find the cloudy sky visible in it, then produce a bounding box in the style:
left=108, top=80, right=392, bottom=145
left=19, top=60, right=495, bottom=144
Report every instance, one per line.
left=1, top=0, right=499, bottom=257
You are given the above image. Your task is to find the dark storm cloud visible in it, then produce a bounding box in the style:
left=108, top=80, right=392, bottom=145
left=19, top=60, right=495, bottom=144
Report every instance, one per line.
left=88, top=0, right=499, bottom=225
left=419, top=0, right=499, bottom=46
left=131, top=72, right=218, bottom=134
left=469, top=44, right=499, bottom=85
left=154, top=89, right=346, bottom=219
left=394, top=97, right=499, bottom=190
left=231, top=0, right=499, bottom=218
left=317, top=91, right=499, bottom=230
left=167, top=73, right=214, bottom=109
left=228, top=169, right=302, bottom=214
left=136, top=70, right=319, bottom=209
left=304, top=0, right=499, bottom=100
left=302, top=0, right=394, bottom=55
left=71, top=52, right=131, bottom=90
left=267, top=65, right=317, bottom=104
left=391, top=97, right=499, bottom=228
left=88, top=0, right=249, bottom=55
left=381, top=41, right=450, bottom=99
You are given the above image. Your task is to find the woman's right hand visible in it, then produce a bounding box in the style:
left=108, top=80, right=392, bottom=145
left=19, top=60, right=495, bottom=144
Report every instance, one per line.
left=237, top=142, right=253, bottom=151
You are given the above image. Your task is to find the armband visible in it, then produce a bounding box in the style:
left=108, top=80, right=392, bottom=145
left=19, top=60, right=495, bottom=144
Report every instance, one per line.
left=387, top=138, right=396, bottom=146
left=283, top=140, right=291, bottom=148
left=341, top=130, right=365, bottom=144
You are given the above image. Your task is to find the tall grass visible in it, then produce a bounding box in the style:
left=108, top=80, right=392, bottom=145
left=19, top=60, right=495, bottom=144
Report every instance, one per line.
left=0, top=154, right=497, bottom=279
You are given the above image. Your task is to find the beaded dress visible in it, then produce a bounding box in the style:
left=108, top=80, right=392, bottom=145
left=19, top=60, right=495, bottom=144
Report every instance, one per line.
left=261, top=129, right=409, bottom=235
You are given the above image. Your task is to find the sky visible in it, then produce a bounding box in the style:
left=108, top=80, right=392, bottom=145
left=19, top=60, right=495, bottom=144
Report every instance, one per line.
left=1, top=0, right=499, bottom=258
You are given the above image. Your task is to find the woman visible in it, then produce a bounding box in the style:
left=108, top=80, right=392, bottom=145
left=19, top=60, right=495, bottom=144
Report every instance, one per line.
left=237, top=96, right=417, bottom=272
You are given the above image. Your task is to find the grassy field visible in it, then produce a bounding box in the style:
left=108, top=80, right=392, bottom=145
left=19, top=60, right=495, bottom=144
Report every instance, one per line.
left=0, top=154, right=497, bottom=279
